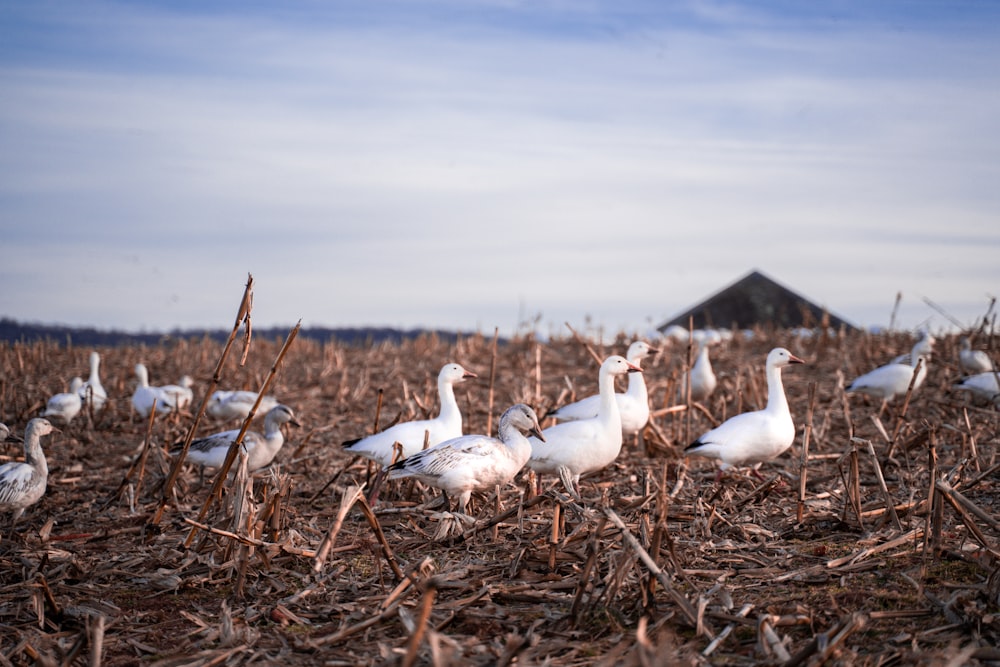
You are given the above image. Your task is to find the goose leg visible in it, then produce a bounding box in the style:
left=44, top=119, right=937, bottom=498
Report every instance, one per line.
left=557, top=465, right=582, bottom=502
left=366, top=466, right=387, bottom=506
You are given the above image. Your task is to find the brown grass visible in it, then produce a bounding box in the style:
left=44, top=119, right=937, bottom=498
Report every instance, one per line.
left=1, top=325, right=998, bottom=666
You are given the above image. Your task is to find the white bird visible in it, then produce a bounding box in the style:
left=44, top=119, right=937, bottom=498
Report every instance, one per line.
left=342, top=363, right=477, bottom=467
left=547, top=341, right=657, bottom=436
left=847, top=341, right=929, bottom=406
left=951, top=371, right=1000, bottom=404
left=959, top=337, right=993, bottom=375
left=387, top=403, right=544, bottom=514
left=0, top=423, right=14, bottom=456
left=0, top=418, right=58, bottom=525
left=42, top=377, right=84, bottom=424
left=679, top=340, right=717, bottom=403
left=132, top=363, right=175, bottom=419
left=77, top=351, right=108, bottom=412
left=176, top=404, right=300, bottom=473
left=686, top=347, right=804, bottom=475
left=891, top=331, right=934, bottom=365
left=207, top=390, right=279, bottom=421
left=528, top=355, right=642, bottom=499
left=160, top=376, right=195, bottom=411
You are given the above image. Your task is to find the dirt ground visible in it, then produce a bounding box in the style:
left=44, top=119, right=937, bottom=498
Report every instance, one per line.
left=1, top=324, right=998, bottom=666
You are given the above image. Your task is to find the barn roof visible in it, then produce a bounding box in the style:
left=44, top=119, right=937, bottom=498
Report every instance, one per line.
left=658, top=269, right=857, bottom=332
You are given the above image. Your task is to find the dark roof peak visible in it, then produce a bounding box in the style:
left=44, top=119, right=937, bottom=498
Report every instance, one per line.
left=658, top=268, right=856, bottom=332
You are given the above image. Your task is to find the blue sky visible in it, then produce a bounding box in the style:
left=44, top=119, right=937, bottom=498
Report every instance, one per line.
left=2, top=1, right=998, bottom=339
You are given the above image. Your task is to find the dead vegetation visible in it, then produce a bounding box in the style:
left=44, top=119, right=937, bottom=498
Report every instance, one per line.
left=1, top=316, right=999, bottom=666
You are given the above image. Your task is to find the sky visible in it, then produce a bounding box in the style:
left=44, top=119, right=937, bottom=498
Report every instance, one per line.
left=1, top=0, right=998, bottom=340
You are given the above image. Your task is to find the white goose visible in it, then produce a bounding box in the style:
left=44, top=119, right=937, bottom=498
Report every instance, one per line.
left=959, top=337, right=993, bottom=375
left=679, top=340, right=718, bottom=403
left=77, top=351, right=108, bottom=412
left=951, top=371, right=1000, bottom=404
left=160, top=376, right=195, bottom=411
left=847, top=340, right=929, bottom=405
left=177, top=404, right=300, bottom=472
left=891, top=331, right=934, bottom=365
left=686, top=347, right=804, bottom=475
left=528, top=355, right=641, bottom=498
left=132, top=363, right=174, bottom=419
left=42, top=377, right=84, bottom=424
left=0, top=418, right=58, bottom=525
left=342, top=363, right=477, bottom=467
left=0, top=423, right=13, bottom=458
left=387, top=403, right=544, bottom=514
left=207, top=390, right=279, bottom=421
left=547, top=341, right=657, bottom=436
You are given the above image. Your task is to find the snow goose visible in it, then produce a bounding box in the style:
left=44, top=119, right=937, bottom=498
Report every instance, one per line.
left=77, top=351, right=108, bottom=412
left=207, top=390, right=279, bottom=421
left=679, top=340, right=717, bottom=403
left=686, top=347, right=804, bottom=475
left=0, top=418, right=58, bottom=525
left=527, top=355, right=641, bottom=499
left=891, top=331, right=934, bottom=365
left=160, top=376, right=195, bottom=411
left=342, top=363, right=477, bottom=467
left=0, top=423, right=13, bottom=456
left=132, top=364, right=174, bottom=419
left=177, top=404, right=300, bottom=473
left=547, top=341, right=657, bottom=436
left=387, top=403, right=544, bottom=514
left=951, top=371, right=1000, bottom=404
left=42, top=377, right=84, bottom=424
left=847, top=340, right=929, bottom=407
left=959, top=337, right=993, bottom=375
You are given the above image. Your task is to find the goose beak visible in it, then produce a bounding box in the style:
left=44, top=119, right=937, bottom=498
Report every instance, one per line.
left=463, top=370, right=478, bottom=380
left=627, top=361, right=643, bottom=373
left=789, top=354, right=806, bottom=365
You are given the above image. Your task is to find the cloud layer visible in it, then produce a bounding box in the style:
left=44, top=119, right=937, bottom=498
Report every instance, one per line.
left=2, top=1, right=998, bottom=336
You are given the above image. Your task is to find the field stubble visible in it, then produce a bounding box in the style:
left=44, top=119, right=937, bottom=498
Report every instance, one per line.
left=1, top=327, right=998, bottom=666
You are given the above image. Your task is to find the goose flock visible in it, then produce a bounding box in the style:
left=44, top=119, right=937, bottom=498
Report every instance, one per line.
left=2, top=331, right=996, bottom=533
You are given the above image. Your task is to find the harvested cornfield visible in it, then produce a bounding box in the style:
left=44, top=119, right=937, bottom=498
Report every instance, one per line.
left=1, top=322, right=998, bottom=666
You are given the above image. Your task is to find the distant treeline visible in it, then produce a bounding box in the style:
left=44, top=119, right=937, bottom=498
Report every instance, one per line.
left=0, top=317, right=475, bottom=347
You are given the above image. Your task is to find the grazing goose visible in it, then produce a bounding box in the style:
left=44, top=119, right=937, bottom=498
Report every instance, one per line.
left=387, top=403, right=544, bottom=514
left=132, top=363, right=174, bottom=419
left=159, top=376, right=195, bottom=411
left=959, top=337, right=993, bottom=375
left=528, top=355, right=641, bottom=499
left=847, top=340, right=929, bottom=408
left=0, top=418, right=58, bottom=526
left=207, top=390, right=279, bottom=421
left=686, top=347, right=804, bottom=476
left=548, top=341, right=657, bottom=437
left=342, top=363, right=477, bottom=467
left=679, top=340, right=718, bottom=403
left=176, top=404, right=300, bottom=473
left=42, top=377, right=84, bottom=424
left=951, top=371, right=1000, bottom=404
left=77, top=351, right=108, bottom=412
